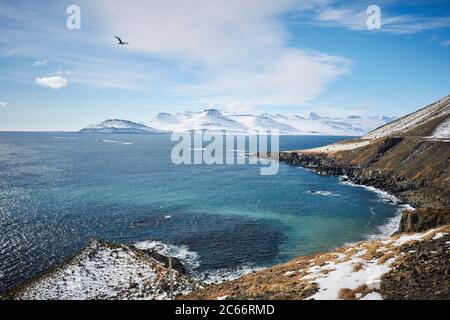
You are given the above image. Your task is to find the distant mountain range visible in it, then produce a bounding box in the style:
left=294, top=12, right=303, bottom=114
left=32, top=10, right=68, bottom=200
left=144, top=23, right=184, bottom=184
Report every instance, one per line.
left=81, top=109, right=396, bottom=136
left=80, top=119, right=162, bottom=134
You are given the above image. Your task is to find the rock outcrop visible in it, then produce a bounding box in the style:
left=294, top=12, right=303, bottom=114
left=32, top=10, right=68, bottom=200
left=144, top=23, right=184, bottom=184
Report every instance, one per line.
left=380, top=233, right=450, bottom=300
left=397, top=208, right=450, bottom=233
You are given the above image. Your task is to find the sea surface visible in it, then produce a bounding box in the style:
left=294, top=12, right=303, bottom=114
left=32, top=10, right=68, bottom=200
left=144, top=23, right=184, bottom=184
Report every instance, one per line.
left=0, top=132, right=404, bottom=292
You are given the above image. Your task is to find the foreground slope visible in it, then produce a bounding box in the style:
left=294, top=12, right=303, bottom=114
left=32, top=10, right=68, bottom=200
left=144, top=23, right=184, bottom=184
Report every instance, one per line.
left=184, top=226, right=449, bottom=300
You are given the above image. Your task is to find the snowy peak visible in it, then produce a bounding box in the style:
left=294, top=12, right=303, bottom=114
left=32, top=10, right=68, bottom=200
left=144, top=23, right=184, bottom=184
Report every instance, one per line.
left=202, top=109, right=231, bottom=123
left=146, top=109, right=394, bottom=136
left=364, top=95, right=450, bottom=140
left=188, top=109, right=248, bottom=131
left=154, top=113, right=180, bottom=124
left=229, top=114, right=298, bottom=134
left=80, top=119, right=162, bottom=134
left=308, top=112, right=322, bottom=120
left=150, top=113, right=180, bottom=128
left=81, top=108, right=399, bottom=136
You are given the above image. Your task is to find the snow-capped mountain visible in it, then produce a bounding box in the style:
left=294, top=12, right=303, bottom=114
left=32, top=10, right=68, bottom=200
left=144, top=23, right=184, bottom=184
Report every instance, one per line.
left=150, top=112, right=180, bottom=127
left=179, top=109, right=249, bottom=132
left=229, top=114, right=298, bottom=134
left=147, top=109, right=394, bottom=136
left=80, top=119, right=163, bottom=134
left=80, top=110, right=396, bottom=136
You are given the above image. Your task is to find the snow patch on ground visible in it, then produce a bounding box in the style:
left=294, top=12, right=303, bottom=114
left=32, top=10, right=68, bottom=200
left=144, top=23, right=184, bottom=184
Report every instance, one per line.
left=430, top=117, right=450, bottom=139
left=364, top=95, right=450, bottom=139
left=296, top=226, right=448, bottom=300
left=14, top=240, right=197, bottom=300
left=299, top=140, right=371, bottom=153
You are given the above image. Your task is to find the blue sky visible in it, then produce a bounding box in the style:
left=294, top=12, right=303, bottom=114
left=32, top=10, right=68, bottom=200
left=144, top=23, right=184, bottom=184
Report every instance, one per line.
left=0, top=0, right=449, bottom=131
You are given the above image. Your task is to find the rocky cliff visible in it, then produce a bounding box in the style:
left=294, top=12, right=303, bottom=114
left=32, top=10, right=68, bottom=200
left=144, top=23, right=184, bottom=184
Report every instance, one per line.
left=275, top=95, right=449, bottom=209
left=277, top=136, right=449, bottom=209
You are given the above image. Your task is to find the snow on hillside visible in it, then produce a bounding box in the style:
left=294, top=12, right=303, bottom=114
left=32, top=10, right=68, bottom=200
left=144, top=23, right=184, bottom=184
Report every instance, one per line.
left=150, top=113, right=180, bottom=127
left=301, top=226, right=449, bottom=300
left=179, top=109, right=249, bottom=132
left=430, top=117, right=450, bottom=139
left=13, top=240, right=197, bottom=300
left=229, top=114, right=298, bottom=134
left=80, top=119, right=162, bottom=134
left=147, top=109, right=392, bottom=136
left=364, top=95, right=450, bottom=140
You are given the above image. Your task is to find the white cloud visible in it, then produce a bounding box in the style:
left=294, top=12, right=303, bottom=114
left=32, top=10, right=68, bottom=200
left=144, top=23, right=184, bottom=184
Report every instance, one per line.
left=91, top=0, right=294, bottom=64
left=441, top=40, right=450, bottom=46
left=297, top=2, right=450, bottom=34
left=55, top=70, right=72, bottom=76
left=33, top=59, right=48, bottom=67
left=223, top=101, right=255, bottom=113
left=81, top=0, right=350, bottom=107
left=0, top=101, right=7, bottom=107
left=178, top=49, right=350, bottom=106
left=35, top=76, right=68, bottom=89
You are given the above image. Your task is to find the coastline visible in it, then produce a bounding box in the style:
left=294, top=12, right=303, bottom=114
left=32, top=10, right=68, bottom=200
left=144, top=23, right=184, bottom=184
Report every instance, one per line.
left=3, top=135, right=449, bottom=300
left=337, top=177, right=414, bottom=240
left=2, top=160, right=422, bottom=300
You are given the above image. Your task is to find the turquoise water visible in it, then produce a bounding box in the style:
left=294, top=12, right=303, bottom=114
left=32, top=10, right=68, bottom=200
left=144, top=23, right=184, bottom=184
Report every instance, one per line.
left=0, top=132, right=402, bottom=292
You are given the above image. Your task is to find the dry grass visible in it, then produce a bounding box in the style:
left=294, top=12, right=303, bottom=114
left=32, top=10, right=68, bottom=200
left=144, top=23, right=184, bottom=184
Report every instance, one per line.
left=360, top=241, right=385, bottom=261
left=338, top=288, right=356, bottom=300
left=352, top=263, right=364, bottom=272
left=378, top=251, right=397, bottom=265
left=312, top=253, right=341, bottom=267
left=338, top=285, right=374, bottom=300
left=320, top=268, right=336, bottom=275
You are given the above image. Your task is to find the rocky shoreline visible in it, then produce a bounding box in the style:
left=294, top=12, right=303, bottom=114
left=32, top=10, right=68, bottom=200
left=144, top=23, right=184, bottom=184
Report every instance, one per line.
left=272, top=137, right=449, bottom=210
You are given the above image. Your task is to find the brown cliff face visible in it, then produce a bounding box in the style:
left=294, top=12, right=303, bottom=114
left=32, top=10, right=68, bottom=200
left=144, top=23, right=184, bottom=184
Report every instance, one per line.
left=279, top=136, right=450, bottom=209
left=397, top=208, right=450, bottom=233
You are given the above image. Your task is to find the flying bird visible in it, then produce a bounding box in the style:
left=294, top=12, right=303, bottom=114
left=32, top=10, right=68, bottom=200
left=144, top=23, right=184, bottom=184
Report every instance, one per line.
left=114, top=36, right=129, bottom=45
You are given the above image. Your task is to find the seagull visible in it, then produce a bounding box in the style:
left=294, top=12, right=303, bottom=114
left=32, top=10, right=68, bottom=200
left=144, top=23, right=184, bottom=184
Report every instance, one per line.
left=114, top=36, right=129, bottom=45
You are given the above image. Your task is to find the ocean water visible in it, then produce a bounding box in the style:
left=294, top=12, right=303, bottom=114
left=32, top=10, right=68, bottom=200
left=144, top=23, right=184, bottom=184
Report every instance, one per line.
left=0, top=132, right=404, bottom=292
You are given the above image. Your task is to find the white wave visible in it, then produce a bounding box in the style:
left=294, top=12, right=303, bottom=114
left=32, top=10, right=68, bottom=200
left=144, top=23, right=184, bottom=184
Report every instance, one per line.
left=97, top=139, right=120, bottom=143
left=134, top=240, right=200, bottom=271
left=340, top=178, right=414, bottom=239
left=133, top=240, right=266, bottom=284
left=96, top=140, right=133, bottom=145
left=307, top=190, right=340, bottom=197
